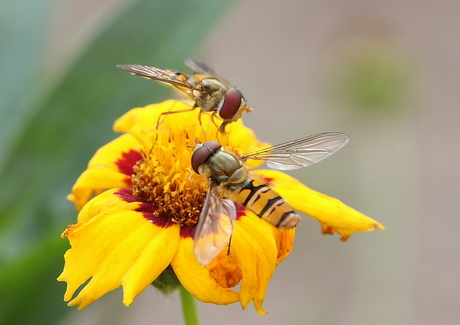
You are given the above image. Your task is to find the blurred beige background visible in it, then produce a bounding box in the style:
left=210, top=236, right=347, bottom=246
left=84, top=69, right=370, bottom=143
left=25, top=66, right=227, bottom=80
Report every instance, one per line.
left=55, top=0, right=460, bottom=324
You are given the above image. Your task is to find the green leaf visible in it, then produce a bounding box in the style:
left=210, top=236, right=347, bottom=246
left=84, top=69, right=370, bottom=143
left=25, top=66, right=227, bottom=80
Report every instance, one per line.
left=0, top=0, right=233, bottom=324
left=0, top=0, right=52, bottom=167
left=0, top=233, right=69, bottom=325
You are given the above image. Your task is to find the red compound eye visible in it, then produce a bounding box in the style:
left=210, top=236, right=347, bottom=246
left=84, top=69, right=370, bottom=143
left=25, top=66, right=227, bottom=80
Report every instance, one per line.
left=191, top=141, right=222, bottom=174
left=219, top=88, right=243, bottom=120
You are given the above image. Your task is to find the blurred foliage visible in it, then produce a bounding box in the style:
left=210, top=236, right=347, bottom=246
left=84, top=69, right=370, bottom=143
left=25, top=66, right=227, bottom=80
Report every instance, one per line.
left=0, top=0, right=233, bottom=324
left=324, top=35, right=420, bottom=112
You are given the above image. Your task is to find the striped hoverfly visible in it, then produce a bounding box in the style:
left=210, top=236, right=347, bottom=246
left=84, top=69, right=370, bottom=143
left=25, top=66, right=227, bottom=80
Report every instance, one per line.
left=117, top=59, right=252, bottom=132
left=191, top=132, right=350, bottom=265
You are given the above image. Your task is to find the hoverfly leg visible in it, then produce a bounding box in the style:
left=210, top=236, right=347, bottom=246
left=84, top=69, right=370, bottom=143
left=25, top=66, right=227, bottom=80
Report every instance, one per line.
left=197, top=110, right=208, bottom=141
left=215, top=124, right=229, bottom=145
left=218, top=120, right=230, bottom=134
left=185, top=168, right=206, bottom=182
left=226, top=219, right=234, bottom=257
left=208, top=112, right=226, bottom=141
left=209, top=112, right=221, bottom=130
left=155, top=101, right=198, bottom=130
left=215, top=118, right=232, bottom=145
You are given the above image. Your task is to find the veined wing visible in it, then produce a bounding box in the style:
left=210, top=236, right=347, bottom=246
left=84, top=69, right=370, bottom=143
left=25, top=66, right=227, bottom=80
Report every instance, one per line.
left=185, top=59, right=216, bottom=76
left=241, top=132, right=349, bottom=170
left=116, top=64, right=194, bottom=89
left=193, top=183, right=236, bottom=265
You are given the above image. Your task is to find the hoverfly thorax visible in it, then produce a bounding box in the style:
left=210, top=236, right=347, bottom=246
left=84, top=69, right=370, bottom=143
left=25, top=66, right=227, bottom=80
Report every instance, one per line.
left=193, top=77, right=229, bottom=110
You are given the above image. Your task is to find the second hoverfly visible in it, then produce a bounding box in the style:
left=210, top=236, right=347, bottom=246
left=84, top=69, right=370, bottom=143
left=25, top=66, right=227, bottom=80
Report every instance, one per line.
left=191, top=132, right=350, bottom=265
left=117, top=59, right=252, bottom=132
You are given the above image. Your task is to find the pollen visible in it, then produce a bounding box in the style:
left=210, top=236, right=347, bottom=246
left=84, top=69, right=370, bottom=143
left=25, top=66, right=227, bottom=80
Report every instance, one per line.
left=131, top=128, right=208, bottom=227
left=208, top=255, right=242, bottom=288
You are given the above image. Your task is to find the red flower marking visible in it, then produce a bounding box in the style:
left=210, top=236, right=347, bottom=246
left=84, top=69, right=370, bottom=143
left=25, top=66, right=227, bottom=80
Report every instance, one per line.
left=115, top=149, right=143, bottom=176
left=115, top=188, right=138, bottom=203
left=137, top=203, right=176, bottom=228
left=115, top=189, right=175, bottom=228
left=180, top=224, right=195, bottom=239
left=235, top=203, right=246, bottom=220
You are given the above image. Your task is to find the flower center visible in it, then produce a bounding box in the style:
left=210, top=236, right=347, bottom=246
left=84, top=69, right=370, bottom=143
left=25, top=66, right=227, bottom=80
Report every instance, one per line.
left=131, top=128, right=208, bottom=227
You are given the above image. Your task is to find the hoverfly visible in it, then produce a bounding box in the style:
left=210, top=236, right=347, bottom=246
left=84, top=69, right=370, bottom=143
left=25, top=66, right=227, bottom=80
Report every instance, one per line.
left=191, top=132, right=350, bottom=265
left=117, top=59, right=252, bottom=132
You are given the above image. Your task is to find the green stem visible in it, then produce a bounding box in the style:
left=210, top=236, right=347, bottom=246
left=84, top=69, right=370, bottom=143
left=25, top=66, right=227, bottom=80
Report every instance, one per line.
left=179, top=286, right=200, bottom=325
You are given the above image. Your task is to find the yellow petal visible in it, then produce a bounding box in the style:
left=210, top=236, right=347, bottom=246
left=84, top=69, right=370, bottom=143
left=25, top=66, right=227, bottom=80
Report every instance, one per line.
left=58, top=197, right=178, bottom=309
left=122, top=224, right=180, bottom=305
left=113, top=100, right=207, bottom=140
left=113, top=100, right=182, bottom=134
left=225, top=125, right=271, bottom=169
left=69, top=133, right=144, bottom=210
left=68, top=169, right=129, bottom=211
left=231, top=212, right=278, bottom=315
left=171, top=236, right=240, bottom=305
left=87, top=133, right=143, bottom=169
left=75, top=188, right=129, bottom=223
left=73, top=189, right=179, bottom=306
left=271, top=227, right=296, bottom=265
left=256, top=170, right=385, bottom=240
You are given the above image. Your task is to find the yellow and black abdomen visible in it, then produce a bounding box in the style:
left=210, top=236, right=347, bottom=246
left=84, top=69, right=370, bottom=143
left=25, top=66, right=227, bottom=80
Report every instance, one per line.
left=227, top=179, right=300, bottom=229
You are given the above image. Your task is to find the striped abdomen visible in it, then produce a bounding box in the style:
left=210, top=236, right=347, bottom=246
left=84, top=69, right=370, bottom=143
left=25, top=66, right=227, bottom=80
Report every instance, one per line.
left=226, top=179, right=300, bottom=229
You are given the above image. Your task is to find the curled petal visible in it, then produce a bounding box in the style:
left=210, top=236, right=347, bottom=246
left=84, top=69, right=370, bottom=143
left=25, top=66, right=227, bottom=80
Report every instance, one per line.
left=207, top=255, right=243, bottom=289
left=171, top=236, right=240, bottom=305
left=256, top=170, right=385, bottom=240
left=272, top=227, right=296, bottom=264
left=230, top=212, right=278, bottom=315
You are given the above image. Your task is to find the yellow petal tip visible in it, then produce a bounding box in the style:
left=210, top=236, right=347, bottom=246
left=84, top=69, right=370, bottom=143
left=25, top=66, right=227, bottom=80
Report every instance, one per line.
left=253, top=300, right=268, bottom=315
left=373, top=222, right=386, bottom=230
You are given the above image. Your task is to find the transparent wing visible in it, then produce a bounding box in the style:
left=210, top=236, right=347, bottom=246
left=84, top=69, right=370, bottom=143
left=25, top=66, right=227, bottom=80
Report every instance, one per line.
left=241, top=132, right=350, bottom=170
left=185, top=59, right=216, bottom=75
left=194, top=183, right=236, bottom=265
left=116, top=64, right=195, bottom=89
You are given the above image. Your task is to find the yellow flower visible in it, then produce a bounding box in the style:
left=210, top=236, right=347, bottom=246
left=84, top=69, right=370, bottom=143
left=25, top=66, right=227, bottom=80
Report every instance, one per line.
left=58, top=100, right=384, bottom=314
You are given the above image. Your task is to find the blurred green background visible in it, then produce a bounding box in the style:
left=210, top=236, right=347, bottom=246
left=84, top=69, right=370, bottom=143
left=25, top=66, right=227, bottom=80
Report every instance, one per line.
left=1, top=0, right=459, bottom=324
